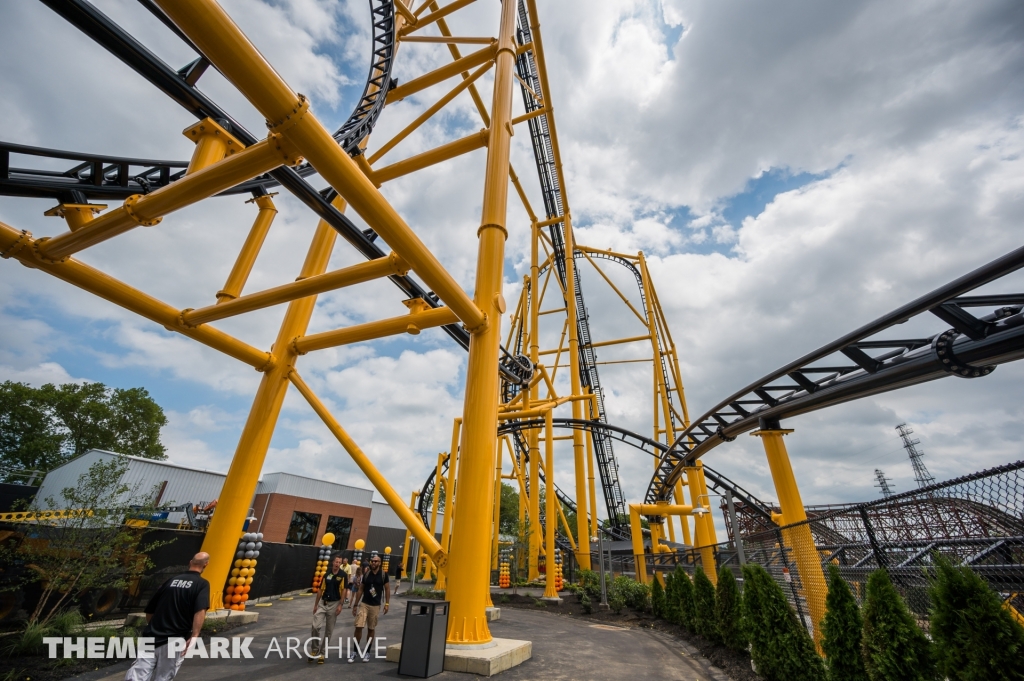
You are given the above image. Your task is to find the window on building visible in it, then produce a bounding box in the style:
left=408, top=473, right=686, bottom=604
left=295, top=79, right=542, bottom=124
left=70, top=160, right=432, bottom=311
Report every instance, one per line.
left=285, top=511, right=321, bottom=545
left=325, top=516, right=353, bottom=550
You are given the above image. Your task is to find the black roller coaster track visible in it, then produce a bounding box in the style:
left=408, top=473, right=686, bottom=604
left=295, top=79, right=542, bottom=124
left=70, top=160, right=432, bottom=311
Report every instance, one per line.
left=513, top=1, right=628, bottom=530
left=646, top=244, right=1024, bottom=505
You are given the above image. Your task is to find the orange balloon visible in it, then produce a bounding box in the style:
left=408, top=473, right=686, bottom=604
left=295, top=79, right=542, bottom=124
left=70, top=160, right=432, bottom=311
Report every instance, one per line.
left=242, top=585, right=250, bottom=594
left=240, top=594, right=248, bottom=602
left=226, top=586, right=235, bottom=595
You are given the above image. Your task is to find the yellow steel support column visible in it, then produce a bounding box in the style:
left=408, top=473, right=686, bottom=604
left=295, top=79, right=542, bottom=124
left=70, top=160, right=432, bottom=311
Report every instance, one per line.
left=442, top=0, right=518, bottom=644
left=183, top=117, right=241, bottom=174
left=197, top=204, right=340, bottom=610
left=629, top=505, right=647, bottom=584
left=560, top=214, right=590, bottom=570
left=400, top=491, right=418, bottom=581
left=685, top=465, right=718, bottom=585
left=426, top=452, right=445, bottom=581
left=435, top=420, right=460, bottom=591
left=675, top=480, right=692, bottom=545
left=527, top=223, right=541, bottom=582
left=491, top=440, right=503, bottom=571
left=753, top=426, right=827, bottom=645
left=542, top=410, right=559, bottom=599
left=217, top=194, right=278, bottom=302
left=586, top=391, right=599, bottom=540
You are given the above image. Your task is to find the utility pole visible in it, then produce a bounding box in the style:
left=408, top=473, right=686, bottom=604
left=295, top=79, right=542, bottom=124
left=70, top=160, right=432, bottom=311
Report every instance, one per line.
left=895, top=423, right=935, bottom=488
left=874, top=469, right=895, bottom=498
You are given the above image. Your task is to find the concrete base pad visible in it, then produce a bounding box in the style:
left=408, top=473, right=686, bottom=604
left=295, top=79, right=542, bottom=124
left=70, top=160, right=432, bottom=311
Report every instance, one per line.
left=540, top=597, right=563, bottom=604
left=386, top=638, right=532, bottom=676
left=485, top=607, right=501, bottom=621
left=124, top=609, right=258, bottom=629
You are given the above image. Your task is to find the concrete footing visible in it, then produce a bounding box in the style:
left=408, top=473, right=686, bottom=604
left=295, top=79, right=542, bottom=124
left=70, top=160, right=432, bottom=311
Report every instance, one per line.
left=386, top=638, right=532, bottom=676
left=541, top=597, right=563, bottom=605
left=485, top=606, right=501, bottom=621
left=124, top=609, right=259, bottom=629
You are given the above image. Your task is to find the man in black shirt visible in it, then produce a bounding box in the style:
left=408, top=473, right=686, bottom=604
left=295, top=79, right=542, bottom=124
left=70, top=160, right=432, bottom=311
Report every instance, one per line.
left=349, top=553, right=389, bottom=663
left=125, top=552, right=210, bottom=681
left=308, top=553, right=348, bottom=662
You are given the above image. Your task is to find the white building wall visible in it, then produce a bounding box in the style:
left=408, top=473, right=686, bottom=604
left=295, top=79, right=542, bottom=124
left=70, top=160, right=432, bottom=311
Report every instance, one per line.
left=34, top=450, right=226, bottom=509
left=256, top=472, right=373, bottom=507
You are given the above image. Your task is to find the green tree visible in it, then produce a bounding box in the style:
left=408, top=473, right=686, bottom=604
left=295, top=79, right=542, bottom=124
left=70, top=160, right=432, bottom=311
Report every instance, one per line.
left=651, top=576, right=666, bottom=618
left=716, top=566, right=746, bottom=651
left=678, top=568, right=697, bottom=632
left=664, top=566, right=681, bottom=624
left=742, top=564, right=825, bottom=681
left=693, top=566, right=719, bottom=642
left=0, top=381, right=63, bottom=479
left=0, top=381, right=166, bottom=479
left=498, top=482, right=520, bottom=535
left=0, top=455, right=166, bottom=626
left=822, top=565, right=869, bottom=681
left=861, top=569, right=934, bottom=681
left=929, top=554, right=1024, bottom=680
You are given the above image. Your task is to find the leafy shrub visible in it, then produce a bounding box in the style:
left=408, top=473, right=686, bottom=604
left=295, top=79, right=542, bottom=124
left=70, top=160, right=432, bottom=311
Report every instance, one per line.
left=861, top=569, right=934, bottom=681
left=928, top=554, right=1024, bottom=681
left=742, top=564, right=825, bottom=681
left=693, top=567, right=719, bottom=642
left=609, top=591, right=626, bottom=614
left=577, top=569, right=602, bottom=600
left=822, top=565, right=868, bottom=681
left=651, top=577, right=666, bottom=618
left=3, top=609, right=85, bottom=658
left=677, top=569, right=696, bottom=632
left=664, top=567, right=681, bottom=624
left=716, top=566, right=746, bottom=651
left=580, top=589, right=593, bottom=615
left=610, top=575, right=650, bottom=612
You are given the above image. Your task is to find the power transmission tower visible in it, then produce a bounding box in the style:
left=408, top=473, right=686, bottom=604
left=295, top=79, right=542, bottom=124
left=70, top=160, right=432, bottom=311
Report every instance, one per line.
left=874, top=469, right=895, bottom=497
left=896, top=423, right=935, bottom=488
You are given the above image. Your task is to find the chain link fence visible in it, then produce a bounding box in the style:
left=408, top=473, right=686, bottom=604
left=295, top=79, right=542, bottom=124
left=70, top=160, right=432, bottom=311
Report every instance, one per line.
left=637, top=459, right=1024, bottom=632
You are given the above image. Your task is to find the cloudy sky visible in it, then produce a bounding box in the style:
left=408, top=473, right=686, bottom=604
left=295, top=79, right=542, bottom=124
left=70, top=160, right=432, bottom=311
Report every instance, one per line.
left=1, top=0, right=1023, bottom=524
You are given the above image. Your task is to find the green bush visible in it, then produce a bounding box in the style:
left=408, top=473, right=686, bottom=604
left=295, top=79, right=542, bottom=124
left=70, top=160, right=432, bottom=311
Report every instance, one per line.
left=664, top=567, right=681, bottom=624
left=677, top=569, right=696, bottom=632
left=929, top=554, right=1024, bottom=680
left=651, top=577, right=666, bottom=618
left=716, top=566, right=746, bottom=651
left=861, top=569, right=934, bottom=681
left=742, top=564, right=825, bottom=681
left=2, top=609, right=86, bottom=658
left=693, top=567, right=719, bottom=642
left=580, top=589, right=593, bottom=615
left=610, top=575, right=651, bottom=612
left=822, top=565, right=868, bottom=681
left=577, top=569, right=602, bottom=600
left=609, top=590, right=625, bottom=614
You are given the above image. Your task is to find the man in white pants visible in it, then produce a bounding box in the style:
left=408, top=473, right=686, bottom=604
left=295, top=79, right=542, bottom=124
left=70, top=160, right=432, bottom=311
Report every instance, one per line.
left=125, top=553, right=210, bottom=681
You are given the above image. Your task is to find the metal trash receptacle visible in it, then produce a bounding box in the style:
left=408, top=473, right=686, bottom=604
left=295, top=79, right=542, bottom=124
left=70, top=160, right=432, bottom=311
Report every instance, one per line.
left=398, top=599, right=449, bottom=678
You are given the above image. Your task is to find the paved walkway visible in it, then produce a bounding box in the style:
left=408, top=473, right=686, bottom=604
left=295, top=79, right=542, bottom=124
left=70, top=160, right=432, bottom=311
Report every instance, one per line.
left=70, top=594, right=730, bottom=681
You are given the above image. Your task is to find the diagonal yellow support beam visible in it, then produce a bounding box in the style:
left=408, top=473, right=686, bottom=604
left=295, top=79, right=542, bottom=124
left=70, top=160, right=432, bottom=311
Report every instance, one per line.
left=292, top=303, right=458, bottom=354
left=183, top=252, right=408, bottom=326
left=289, top=370, right=445, bottom=565
left=155, top=0, right=486, bottom=333
left=0, top=221, right=272, bottom=370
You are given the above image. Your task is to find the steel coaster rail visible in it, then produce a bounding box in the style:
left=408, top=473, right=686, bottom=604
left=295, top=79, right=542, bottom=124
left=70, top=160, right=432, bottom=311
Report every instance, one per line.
left=646, top=244, right=1024, bottom=505
left=514, top=0, right=629, bottom=530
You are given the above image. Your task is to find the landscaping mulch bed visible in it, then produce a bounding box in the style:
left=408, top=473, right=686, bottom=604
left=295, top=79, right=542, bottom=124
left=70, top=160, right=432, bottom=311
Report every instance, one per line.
left=2, top=619, right=251, bottom=681
left=495, top=592, right=759, bottom=681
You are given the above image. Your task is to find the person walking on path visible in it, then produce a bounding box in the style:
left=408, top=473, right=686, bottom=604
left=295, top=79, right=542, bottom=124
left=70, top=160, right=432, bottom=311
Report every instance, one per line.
left=125, top=552, right=210, bottom=681
left=308, top=553, right=348, bottom=662
left=348, top=554, right=389, bottom=663
left=340, top=556, right=352, bottom=604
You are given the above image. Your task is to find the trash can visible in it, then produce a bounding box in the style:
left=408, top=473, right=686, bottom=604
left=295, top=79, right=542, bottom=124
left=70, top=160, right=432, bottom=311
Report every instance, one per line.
left=398, top=599, right=449, bottom=678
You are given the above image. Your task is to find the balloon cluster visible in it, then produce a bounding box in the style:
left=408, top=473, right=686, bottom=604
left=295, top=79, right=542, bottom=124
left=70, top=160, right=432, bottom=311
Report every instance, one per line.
left=382, top=546, right=392, bottom=574
left=226, top=532, right=262, bottom=610
left=498, top=549, right=511, bottom=588
left=554, top=548, right=563, bottom=591
left=352, top=538, right=365, bottom=569
left=312, top=532, right=336, bottom=591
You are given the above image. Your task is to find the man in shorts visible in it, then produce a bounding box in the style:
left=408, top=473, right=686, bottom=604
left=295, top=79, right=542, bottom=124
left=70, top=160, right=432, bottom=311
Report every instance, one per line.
left=125, top=552, right=210, bottom=681
left=340, top=556, right=352, bottom=604
left=348, top=554, right=389, bottom=663
left=308, top=553, right=348, bottom=662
